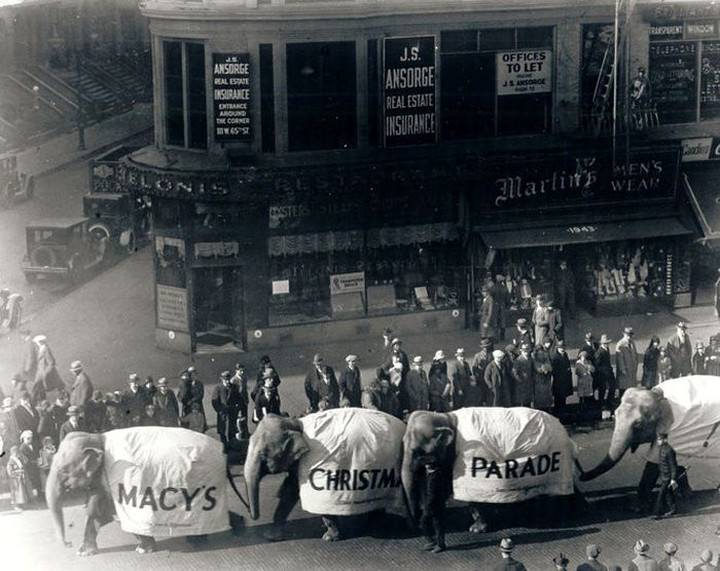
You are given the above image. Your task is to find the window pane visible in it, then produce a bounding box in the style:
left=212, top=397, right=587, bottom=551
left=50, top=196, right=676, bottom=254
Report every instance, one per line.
left=186, top=43, right=207, bottom=149
left=441, top=53, right=494, bottom=140
left=701, top=41, right=720, bottom=120
left=260, top=43, right=275, bottom=152
left=164, top=41, right=184, bottom=146
left=287, top=42, right=357, bottom=151
left=367, top=39, right=379, bottom=146
left=498, top=93, right=551, bottom=135
left=649, top=42, right=698, bottom=124
left=580, top=23, right=614, bottom=130
left=441, top=30, right=477, bottom=53
left=517, top=27, right=553, bottom=49
left=478, top=28, right=514, bottom=51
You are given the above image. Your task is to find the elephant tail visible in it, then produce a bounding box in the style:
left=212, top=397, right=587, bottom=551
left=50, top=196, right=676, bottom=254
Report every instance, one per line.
left=226, top=464, right=251, bottom=512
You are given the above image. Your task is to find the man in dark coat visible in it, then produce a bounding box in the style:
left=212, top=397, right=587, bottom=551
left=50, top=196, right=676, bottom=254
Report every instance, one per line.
left=491, top=276, right=509, bottom=341
left=122, top=373, right=149, bottom=427
left=512, top=318, right=534, bottom=350
left=304, top=354, right=339, bottom=413
left=43, top=390, right=69, bottom=445
left=231, top=363, right=250, bottom=439
left=251, top=356, right=281, bottom=401
left=666, top=322, right=693, bottom=378
left=448, top=348, right=472, bottom=409
left=14, top=391, right=39, bottom=434
left=83, top=390, right=107, bottom=433
left=153, top=378, right=180, bottom=427
left=478, top=286, right=499, bottom=343
left=471, top=340, right=493, bottom=386
left=69, top=360, right=93, bottom=410
left=653, top=433, right=678, bottom=519
left=338, top=355, right=362, bottom=407
left=59, top=405, right=83, bottom=442
left=550, top=340, right=573, bottom=416
left=546, top=300, right=563, bottom=346
left=577, top=332, right=598, bottom=364
left=104, top=391, right=125, bottom=430
left=554, top=260, right=576, bottom=318
left=211, top=370, right=243, bottom=451
left=511, top=343, right=535, bottom=407
left=484, top=350, right=513, bottom=407
left=595, top=335, right=616, bottom=409
left=379, top=338, right=410, bottom=385
left=178, top=366, right=206, bottom=431
left=404, top=356, right=430, bottom=413
left=491, top=537, right=528, bottom=571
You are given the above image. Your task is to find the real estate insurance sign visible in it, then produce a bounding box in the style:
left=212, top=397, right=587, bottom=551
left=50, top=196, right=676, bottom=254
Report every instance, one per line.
left=384, top=36, right=436, bottom=147
left=213, top=53, right=251, bottom=142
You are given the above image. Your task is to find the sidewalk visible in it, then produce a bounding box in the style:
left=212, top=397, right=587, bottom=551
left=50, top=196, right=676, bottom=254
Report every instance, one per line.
left=8, top=103, right=153, bottom=177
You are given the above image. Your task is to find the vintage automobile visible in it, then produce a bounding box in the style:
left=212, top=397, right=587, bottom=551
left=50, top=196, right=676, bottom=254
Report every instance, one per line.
left=82, top=192, right=149, bottom=256
left=0, top=155, right=34, bottom=209
left=21, top=218, right=107, bottom=283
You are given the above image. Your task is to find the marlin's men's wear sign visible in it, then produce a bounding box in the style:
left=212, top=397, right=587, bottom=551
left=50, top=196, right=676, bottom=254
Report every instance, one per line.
left=298, top=409, right=405, bottom=515
left=451, top=407, right=576, bottom=503
left=213, top=53, right=251, bottom=141
left=105, top=427, right=229, bottom=536
left=384, top=36, right=437, bottom=147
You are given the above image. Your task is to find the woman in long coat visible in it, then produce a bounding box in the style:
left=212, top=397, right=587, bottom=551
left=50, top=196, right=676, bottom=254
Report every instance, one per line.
left=33, top=336, right=65, bottom=395
left=532, top=340, right=554, bottom=411
left=641, top=336, right=661, bottom=388
left=6, top=446, right=32, bottom=510
left=550, top=341, right=573, bottom=413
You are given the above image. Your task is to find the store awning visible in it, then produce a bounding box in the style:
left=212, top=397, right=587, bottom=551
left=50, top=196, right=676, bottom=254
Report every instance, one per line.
left=683, top=171, right=720, bottom=240
left=480, top=217, right=693, bottom=250
left=366, top=222, right=458, bottom=249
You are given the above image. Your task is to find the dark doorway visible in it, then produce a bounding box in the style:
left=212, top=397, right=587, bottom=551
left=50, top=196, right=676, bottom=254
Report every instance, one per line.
left=193, top=266, right=244, bottom=351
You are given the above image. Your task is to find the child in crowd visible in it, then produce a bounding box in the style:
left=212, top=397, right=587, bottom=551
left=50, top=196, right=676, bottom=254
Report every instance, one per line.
left=6, top=445, right=31, bottom=511
left=658, top=348, right=673, bottom=382
left=575, top=351, right=595, bottom=408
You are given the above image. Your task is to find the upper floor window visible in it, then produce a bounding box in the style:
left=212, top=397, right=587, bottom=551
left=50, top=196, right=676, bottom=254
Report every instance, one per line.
left=286, top=41, right=357, bottom=151
left=440, top=27, right=553, bottom=140
left=163, top=40, right=207, bottom=149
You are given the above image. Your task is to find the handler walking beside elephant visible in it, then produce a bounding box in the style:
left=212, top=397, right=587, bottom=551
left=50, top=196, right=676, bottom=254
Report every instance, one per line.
left=653, top=433, right=679, bottom=519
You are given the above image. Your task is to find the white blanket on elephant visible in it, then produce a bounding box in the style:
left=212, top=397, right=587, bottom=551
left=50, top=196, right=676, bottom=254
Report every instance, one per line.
left=452, top=407, right=576, bottom=503
left=657, top=376, right=720, bottom=459
left=298, top=408, right=405, bottom=516
left=103, top=427, right=229, bottom=537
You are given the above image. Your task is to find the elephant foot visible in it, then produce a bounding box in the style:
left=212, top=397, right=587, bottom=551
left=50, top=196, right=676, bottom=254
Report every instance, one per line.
left=422, top=541, right=437, bottom=552
left=469, top=520, right=488, bottom=534
left=76, top=544, right=97, bottom=557
left=432, top=544, right=446, bottom=554
left=322, top=529, right=341, bottom=542
left=135, top=545, right=155, bottom=554
left=264, top=526, right=286, bottom=542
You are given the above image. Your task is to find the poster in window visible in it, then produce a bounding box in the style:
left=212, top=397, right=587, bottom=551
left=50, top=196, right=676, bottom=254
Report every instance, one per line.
left=384, top=36, right=437, bottom=147
left=212, top=53, right=251, bottom=141
left=496, top=49, right=552, bottom=96
left=157, top=284, right=189, bottom=332
left=702, top=42, right=720, bottom=120
left=649, top=42, right=697, bottom=124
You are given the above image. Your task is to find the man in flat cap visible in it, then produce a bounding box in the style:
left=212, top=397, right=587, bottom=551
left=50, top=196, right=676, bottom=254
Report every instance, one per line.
left=339, top=355, right=362, bottom=408
left=667, top=322, right=693, bottom=379
left=492, top=538, right=527, bottom=571
left=304, top=354, right=339, bottom=413
left=212, top=370, right=243, bottom=452
left=69, top=360, right=93, bottom=410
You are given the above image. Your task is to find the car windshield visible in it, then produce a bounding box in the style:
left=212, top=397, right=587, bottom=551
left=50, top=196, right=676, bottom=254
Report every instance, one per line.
left=32, top=229, right=61, bottom=243
left=85, top=198, right=126, bottom=218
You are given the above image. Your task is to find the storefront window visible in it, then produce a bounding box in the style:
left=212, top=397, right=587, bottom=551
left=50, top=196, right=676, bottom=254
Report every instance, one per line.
left=163, top=40, right=207, bottom=149
left=440, top=26, right=553, bottom=140
left=286, top=41, right=357, bottom=151
left=648, top=23, right=720, bottom=124
left=580, top=23, right=614, bottom=131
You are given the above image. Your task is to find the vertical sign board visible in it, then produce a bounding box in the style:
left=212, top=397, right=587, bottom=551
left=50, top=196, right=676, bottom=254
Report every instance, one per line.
left=213, top=53, right=251, bottom=142
left=383, top=36, right=436, bottom=147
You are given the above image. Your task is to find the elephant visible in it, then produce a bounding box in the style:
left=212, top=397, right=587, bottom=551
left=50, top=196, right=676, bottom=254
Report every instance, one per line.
left=579, top=376, right=720, bottom=508
left=244, top=408, right=405, bottom=542
left=402, top=407, right=580, bottom=534
left=47, top=427, right=232, bottom=556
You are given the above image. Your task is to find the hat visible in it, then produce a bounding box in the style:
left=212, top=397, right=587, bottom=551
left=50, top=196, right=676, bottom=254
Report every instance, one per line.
left=263, top=377, right=275, bottom=389
left=234, top=362, right=245, bottom=370
left=578, top=350, right=589, bottom=359
left=128, top=373, right=140, bottom=382
left=2, top=397, right=12, bottom=407
left=312, top=353, right=324, bottom=364
left=220, top=370, right=232, bottom=380
left=516, top=318, right=528, bottom=327
left=433, top=350, right=445, bottom=361
left=180, top=372, right=189, bottom=381
left=585, top=332, right=594, bottom=340
left=479, top=339, right=493, bottom=349
left=70, top=360, right=83, bottom=372
left=586, top=544, right=601, bottom=558
left=412, top=355, right=424, bottom=365
left=345, top=354, right=358, bottom=363
left=259, top=355, right=271, bottom=365
left=187, top=366, right=196, bottom=373
left=67, top=406, right=80, bottom=416
left=663, top=542, right=677, bottom=555
left=701, top=550, right=714, bottom=563
left=623, top=327, right=634, bottom=336
left=20, top=430, right=33, bottom=440
left=553, top=553, right=569, bottom=566
left=391, top=338, right=402, bottom=346
left=492, top=349, right=505, bottom=359
left=634, top=540, right=649, bottom=554
left=556, top=339, right=565, bottom=348
left=33, top=334, right=47, bottom=343
left=600, top=334, right=612, bottom=344
left=455, top=348, right=465, bottom=356
left=696, top=342, right=705, bottom=348
left=157, top=377, right=168, bottom=387
left=500, top=538, right=514, bottom=553
left=677, top=321, right=688, bottom=330
left=520, top=342, right=532, bottom=351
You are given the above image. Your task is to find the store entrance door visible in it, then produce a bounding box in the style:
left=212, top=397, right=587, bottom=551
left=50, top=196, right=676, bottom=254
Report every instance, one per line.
left=193, top=266, right=244, bottom=352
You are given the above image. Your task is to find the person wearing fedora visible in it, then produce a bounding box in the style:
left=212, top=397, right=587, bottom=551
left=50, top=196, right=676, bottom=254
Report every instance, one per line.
left=153, top=378, right=180, bottom=427
left=551, top=340, right=573, bottom=416
left=532, top=295, right=550, bottom=351
left=339, top=355, right=362, bottom=408
left=428, top=351, right=451, bottom=412
left=123, top=373, right=150, bottom=427
left=653, top=432, right=679, bottom=520
left=492, top=538, right=527, bottom=571
left=254, top=377, right=281, bottom=422
left=59, top=405, right=83, bottom=442
left=83, top=390, right=107, bottom=433
left=659, top=542, right=685, bottom=571
left=379, top=338, right=410, bottom=386
left=304, top=354, right=339, bottom=413
left=667, top=322, right=693, bottom=379
left=448, top=348, right=472, bottom=409
left=212, top=371, right=243, bottom=452
left=628, top=540, right=658, bottom=571
left=471, top=339, right=493, bottom=385
left=691, top=550, right=717, bottom=571
left=404, top=356, right=430, bottom=414
left=478, top=285, right=499, bottom=343
left=69, top=360, right=93, bottom=410
left=616, top=327, right=639, bottom=400
left=577, top=544, right=609, bottom=571
left=178, top=366, right=207, bottom=431
left=595, top=334, right=616, bottom=410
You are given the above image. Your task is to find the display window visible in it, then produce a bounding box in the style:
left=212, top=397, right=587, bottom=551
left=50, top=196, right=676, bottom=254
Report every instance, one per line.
left=268, top=240, right=463, bottom=326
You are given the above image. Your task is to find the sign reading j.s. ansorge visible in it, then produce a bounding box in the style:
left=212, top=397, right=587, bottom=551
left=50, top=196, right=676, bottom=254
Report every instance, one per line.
left=213, top=53, right=251, bottom=141
left=384, top=36, right=436, bottom=147
left=496, top=49, right=552, bottom=96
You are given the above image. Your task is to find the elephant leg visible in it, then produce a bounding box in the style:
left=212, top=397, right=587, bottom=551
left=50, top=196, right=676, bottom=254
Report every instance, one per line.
left=469, top=505, right=489, bottom=533
left=77, top=491, right=114, bottom=557
left=266, top=470, right=299, bottom=542
left=321, top=516, right=341, bottom=542
left=635, top=462, right=659, bottom=513
left=134, top=534, right=157, bottom=554
left=431, top=506, right=447, bottom=553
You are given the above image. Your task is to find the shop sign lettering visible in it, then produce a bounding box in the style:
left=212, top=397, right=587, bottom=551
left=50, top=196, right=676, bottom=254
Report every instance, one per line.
left=213, top=53, right=251, bottom=141
left=682, top=137, right=720, bottom=161
left=193, top=241, right=240, bottom=258
left=157, top=285, right=188, bottom=332
left=686, top=21, right=717, bottom=39
left=330, top=272, right=365, bottom=295
left=496, top=49, right=552, bottom=96
left=383, top=36, right=437, bottom=147
left=566, top=225, right=597, bottom=235
left=650, top=3, right=720, bottom=22
left=650, top=24, right=684, bottom=40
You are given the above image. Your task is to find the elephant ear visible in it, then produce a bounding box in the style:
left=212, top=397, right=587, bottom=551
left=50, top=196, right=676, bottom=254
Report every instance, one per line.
left=655, top=398, right=674, bottom=435
left=282, top=431, right=309, bottom=465
left=80, top=447, right=104, bottom=478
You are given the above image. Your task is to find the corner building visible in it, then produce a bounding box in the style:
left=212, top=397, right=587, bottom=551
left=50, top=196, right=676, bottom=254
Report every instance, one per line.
left=130, top=0, right=718, bottom=354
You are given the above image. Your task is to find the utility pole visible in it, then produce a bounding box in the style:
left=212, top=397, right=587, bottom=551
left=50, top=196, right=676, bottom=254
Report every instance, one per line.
left=75, top=4, right=86, bottom=151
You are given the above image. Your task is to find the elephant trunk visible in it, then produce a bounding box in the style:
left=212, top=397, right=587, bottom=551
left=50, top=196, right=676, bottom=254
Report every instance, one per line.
left=579, top=424, right=633, bottom=481
left=45, top=461, right=67, bottom=545
left=401, top=446, right=417, bottom=522
left=243, top=449, right=261, bottom=521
